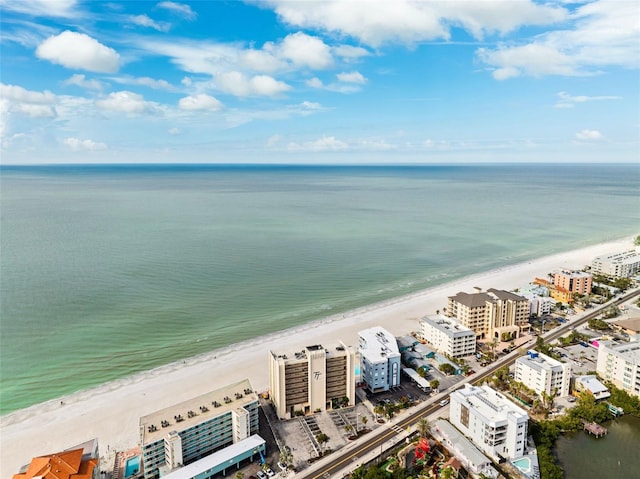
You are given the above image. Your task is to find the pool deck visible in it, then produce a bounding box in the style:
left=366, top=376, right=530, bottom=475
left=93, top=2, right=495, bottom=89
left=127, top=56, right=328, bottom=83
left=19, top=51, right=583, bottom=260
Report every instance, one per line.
left=113, top=447, right=141, bottom=479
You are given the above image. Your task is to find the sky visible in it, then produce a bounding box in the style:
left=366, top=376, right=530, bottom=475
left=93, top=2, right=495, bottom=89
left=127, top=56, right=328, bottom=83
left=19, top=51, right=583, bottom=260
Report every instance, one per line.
left=1, top=0, right=639, bottom=164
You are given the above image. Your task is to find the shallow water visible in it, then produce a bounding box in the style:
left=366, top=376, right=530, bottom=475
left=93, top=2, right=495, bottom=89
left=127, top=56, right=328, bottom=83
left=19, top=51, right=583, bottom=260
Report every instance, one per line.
left=1, top=163, right=639, bottom=413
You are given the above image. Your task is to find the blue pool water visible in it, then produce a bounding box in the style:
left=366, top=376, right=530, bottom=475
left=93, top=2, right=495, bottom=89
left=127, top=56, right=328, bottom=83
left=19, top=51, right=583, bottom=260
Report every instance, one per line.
left=124, top=456, right=141, bottom=478
left=512, top=456, right=531, bottom=473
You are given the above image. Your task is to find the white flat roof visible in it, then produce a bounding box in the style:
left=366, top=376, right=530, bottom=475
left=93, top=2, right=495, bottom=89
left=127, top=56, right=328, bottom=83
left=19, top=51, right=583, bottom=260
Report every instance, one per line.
left=140, top=379, right=256, bottom=445
left=576, top=375, right=609, bottom=395
left=435, top=419, right=491, bottom=469
left=452, top=384, right=528, bottom=424
left=421, top=315, right=474, bottom=336
left=516, top=351, right=565, bottom=373
left=358, top=326, right=400, bottom=362
left=160, top=435, right=266, bottom=479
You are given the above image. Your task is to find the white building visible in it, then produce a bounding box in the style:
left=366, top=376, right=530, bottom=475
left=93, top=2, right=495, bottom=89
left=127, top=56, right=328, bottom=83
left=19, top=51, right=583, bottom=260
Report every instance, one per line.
left=420, top=315, right=476, bottom=358
left=269, top=342, right=356, bottom=419
left=358, top=326, right=401, bottom=393
left=574, top=375, right=610, bottom=401
left=592, top=250, right=640, bottom=278
left=139, top=379, right=260, bottom=479
left=596, top=339, right=640, bottom=397
left=449, top=384, right=529, bottom=462
left=515, top=351, right=572, bottom=397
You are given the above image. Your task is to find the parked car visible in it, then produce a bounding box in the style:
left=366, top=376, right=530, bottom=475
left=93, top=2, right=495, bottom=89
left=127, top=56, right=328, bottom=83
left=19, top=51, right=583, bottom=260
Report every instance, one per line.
left=266, top=468, right=275, bottom=477
left=439, top=399, right=449, bottom=407
left=257, top=471, right=267, bottom=479
left=277, top=462, right=287, bottom=471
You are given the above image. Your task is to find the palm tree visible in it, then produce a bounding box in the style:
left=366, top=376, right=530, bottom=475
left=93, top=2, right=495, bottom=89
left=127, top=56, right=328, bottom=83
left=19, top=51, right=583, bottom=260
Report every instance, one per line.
left=235, top=472, right=245, bottom=479
left=316, top=432, right=329, bottom=455
left=417, top=417, right=430, bottom=438
left=344, top=424, right=354, bottom=437
left=374, top=404, right=385, bottom=421
left=361, top=415, right=368, bottom=431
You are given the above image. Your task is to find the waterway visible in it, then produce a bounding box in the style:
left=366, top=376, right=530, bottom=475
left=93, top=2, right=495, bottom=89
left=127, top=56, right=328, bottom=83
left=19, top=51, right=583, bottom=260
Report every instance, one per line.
left=555, top=415, right=640, bottom=479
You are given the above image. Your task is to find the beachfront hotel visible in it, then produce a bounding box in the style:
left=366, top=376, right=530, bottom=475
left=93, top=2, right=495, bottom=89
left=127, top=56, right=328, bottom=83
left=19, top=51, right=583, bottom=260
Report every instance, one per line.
left=447, top=288, right=529, bottom=340
left=420, top=315, right=476, bottom=358
left=514, top=350, right=572, bottom=398
left=12, top=439, right=100, bottom=479
left=358, top=326, right=401, bottom=393
left=592, top=249, right=640, bottom=278
left=139, top=379, right=262, bottom=479
left=596, top=339, right=640, bottom=397
left=449, top=384, right=529, bottom=462
left=269, top=342, right=356, bottom=419
left=552, top=270, right=593, bottom=295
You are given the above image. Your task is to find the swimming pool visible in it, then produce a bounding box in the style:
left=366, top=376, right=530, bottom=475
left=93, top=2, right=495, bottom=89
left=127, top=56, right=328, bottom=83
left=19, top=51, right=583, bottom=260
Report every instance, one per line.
left=512, top=456, right=531, bottom=473
left=124, top=456, right=141, bottom=478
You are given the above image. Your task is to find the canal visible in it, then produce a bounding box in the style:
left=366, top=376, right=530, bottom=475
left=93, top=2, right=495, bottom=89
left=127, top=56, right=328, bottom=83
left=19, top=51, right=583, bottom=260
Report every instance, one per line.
left=555, top=414, right=640, bottom=479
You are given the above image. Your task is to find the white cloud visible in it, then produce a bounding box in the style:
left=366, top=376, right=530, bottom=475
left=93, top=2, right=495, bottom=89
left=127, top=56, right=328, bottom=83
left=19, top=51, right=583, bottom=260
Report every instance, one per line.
left=477, top=1, right=640, bottom=79
left=157, top=1, right=197, bottom=20
left=278, top=32, right=333, bottom=69
left=264, top=0, right=566, bottom=46
left=575, top=129, right=603, bottom=140
left=63, top=74, right=103, bottom=91
left=0, top=83, right=57, bottom=119
left=178, top=93, right=223, bottom=111
left=216, top=72, right=291, bottom=97
left=333, top=44, right=371, bottom=60
left=336, top=71, right=367, bottom=84
left=306, top=77, right=324, bottom=88
left=0, top=0, right=80, bottom=18
left=129, top=14, right=170, bottom=32
left=95, top=91, right=157, bottom=114
left=36, top=31, right=120, bottom=73
left=168, top=127, right=181, bottom=135
left=554, top=91, right=622, bottom=108
left=287, top=135, right=349, bottom=152
left=63, top=137, right=107, bottom=151
left=111, top=76, right=175, bottom=91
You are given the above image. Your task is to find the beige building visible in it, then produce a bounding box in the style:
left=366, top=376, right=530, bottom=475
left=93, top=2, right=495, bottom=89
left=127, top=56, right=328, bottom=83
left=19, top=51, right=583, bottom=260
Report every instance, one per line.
left=553, top=270, right=592, bottom=295
left=269, top=342, right=356, bottom=419
left=596, top=339, right=640, bottom=398
left=447, top=288, right=529, bottom=340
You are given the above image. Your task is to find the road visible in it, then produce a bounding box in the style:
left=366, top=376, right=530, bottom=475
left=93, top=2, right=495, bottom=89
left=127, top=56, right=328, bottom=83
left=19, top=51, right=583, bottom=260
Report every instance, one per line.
left=295, top=287, right=640, bottom=479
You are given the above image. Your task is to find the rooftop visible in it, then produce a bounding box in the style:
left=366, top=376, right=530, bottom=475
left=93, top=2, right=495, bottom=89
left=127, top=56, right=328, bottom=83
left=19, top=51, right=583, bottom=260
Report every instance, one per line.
left=270, top=342, right=351, bottom=362
left=12, top=448, right=98, bottom=479
left=358, top=326, right=400, bottom=362
left=449, top=288, right=527, bottom=308
left=140, top=378, right=257, bottom=445
left=576, top=375, right=610, bottom=397
left=611, top=317, right=640, bottom=333
left=452, top=384, right=529, bottom=425
left=516, top=351, right=567, bottom=373
left=421, top=314, right=474, bottom=336
left=434, top=419, right=492, bottom=469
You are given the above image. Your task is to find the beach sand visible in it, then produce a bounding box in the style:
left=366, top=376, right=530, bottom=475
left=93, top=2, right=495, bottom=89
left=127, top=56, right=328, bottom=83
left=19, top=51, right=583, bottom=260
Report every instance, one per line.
left=1, top=236, right=635, bottom=478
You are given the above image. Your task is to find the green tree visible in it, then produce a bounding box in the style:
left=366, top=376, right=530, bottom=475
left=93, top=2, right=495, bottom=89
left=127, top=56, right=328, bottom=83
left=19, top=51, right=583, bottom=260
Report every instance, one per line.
left=374, top=404, right=385, bottom=421
left=361, top=415, right=368, bottom=430
left=439, top=363, right=456, bottom=375
left=316, top=432, right=329, bottom=454
left=634, top=234, right=640, bottom=246
left=417, top=417, right=430, bottom=438
left=235, top=473, right=244, bottom=479
left=429, top=379, right=440, bottom=390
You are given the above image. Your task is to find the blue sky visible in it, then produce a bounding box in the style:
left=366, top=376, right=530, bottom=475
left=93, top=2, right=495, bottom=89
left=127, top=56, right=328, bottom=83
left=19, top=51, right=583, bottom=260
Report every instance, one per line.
left=1, top=0, right=638, bottom=164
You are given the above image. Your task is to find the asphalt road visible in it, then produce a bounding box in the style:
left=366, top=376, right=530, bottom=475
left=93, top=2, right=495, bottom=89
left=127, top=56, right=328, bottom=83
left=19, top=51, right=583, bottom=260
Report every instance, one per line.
left=295, top=287, right=640, bottom=479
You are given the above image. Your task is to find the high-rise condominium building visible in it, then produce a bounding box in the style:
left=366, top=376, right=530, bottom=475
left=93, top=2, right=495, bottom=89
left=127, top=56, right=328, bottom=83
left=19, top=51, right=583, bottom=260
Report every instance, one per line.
left=553, top=270, right=592, bottom=295
left=420, top=315, right=476, bottom=358
left=596, top=339, right=640, bottom=398
left=592, top=250, right=640, bottom=278
left=447, top=288, right=529, bottom=340
left=269, top=342, right=356, bottom=419
left=515, top=350, right=572, bottom=397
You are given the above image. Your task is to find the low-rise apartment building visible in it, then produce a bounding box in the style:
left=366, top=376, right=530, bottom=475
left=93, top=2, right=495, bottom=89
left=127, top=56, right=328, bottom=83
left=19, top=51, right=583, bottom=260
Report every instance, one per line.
left=592, top=250, right=640, bottom=278
left=269, top=342, right=356, bottom=419
left=420, top=314, right=476, bottom=358
left=514, top=351, right=571, bottom=397
left=12, top=439, right=100, bottom=479
left=139, top=379, right=260, bottom=479
left=358, top=327, right=401, bottom=393
left=596, top=339, right=640, bottom=398
left=553, top=270, right=592, bottom=295
left=449, top=384, right=529, bottom=462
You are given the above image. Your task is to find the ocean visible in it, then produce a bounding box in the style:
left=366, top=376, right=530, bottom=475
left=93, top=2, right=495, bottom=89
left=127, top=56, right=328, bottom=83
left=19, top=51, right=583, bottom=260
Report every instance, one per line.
left=1, top=163, right=638, bottom=414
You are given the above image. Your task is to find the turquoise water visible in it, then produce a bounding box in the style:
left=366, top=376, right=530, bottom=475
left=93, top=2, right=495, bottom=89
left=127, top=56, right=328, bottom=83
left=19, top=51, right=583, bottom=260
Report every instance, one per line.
left=512, top=456, right=531, bottom=472
left=125, top=456, right=141, bottom=477
left=1, top=164, right=639, bottom=413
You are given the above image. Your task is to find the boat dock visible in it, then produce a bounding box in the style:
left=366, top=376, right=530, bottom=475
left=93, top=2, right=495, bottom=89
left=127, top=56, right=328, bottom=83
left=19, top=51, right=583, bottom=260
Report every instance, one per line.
left=582, top=420, right=607, bottom=438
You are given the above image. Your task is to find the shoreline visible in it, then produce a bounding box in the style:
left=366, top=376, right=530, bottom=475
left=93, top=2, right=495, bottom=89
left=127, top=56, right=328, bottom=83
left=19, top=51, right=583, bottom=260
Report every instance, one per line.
left=0, top=235, right=635, bottom=478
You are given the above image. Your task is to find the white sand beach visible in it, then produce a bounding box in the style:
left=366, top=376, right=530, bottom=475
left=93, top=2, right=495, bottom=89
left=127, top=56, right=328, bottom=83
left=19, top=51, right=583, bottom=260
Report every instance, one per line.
left=1, top=236, right=635, bottom=478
